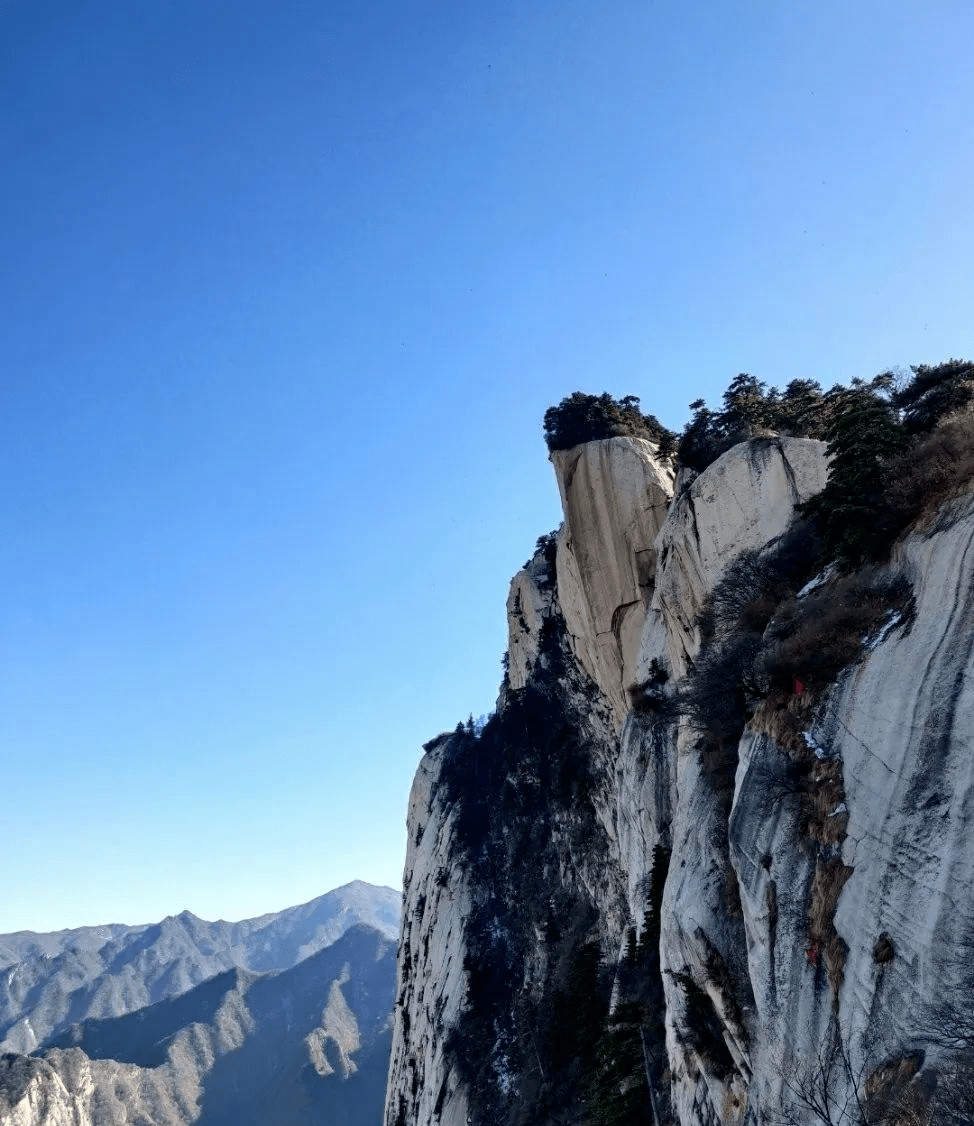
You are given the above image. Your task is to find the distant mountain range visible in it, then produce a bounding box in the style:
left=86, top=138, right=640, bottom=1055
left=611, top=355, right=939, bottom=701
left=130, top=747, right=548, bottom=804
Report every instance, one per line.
left=0, top=882, right=400, bottom=1126
left=0, top=880, right=399, bottom=1054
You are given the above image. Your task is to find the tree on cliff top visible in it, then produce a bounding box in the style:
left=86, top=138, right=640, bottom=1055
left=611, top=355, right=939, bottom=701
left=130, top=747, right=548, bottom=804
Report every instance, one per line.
left=800, top=378, right=906, bottom=570
left=891, top=358, right=974, bottom=435
left=543, top=392, right=675, bottom=458
left=678, top=375, right=848, bottom=472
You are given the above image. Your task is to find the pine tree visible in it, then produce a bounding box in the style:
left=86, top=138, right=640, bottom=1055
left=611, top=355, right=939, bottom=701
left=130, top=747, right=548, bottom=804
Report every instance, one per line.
left=678, top=399, right=735, bottom=472
left=586, top=1002, right=654, bottom=1125
left=777, top=378, right=826, bottom=436
left=625, top=926, right=638, bottom=965
left=801, top=383, right=906, bottom=569
left=542, top=392, right=674, bottom=453
left=638, top=844, right=670, bottom=958
left=892, top=358, right=974, bottom=434
left=568, top=941, right=606, bottom=1063
left=721, top=373, right=769, bottom=435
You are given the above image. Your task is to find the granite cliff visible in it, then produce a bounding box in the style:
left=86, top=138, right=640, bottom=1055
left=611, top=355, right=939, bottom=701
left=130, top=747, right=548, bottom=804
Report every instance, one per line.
left=385, top=411, right=974, bottom=1126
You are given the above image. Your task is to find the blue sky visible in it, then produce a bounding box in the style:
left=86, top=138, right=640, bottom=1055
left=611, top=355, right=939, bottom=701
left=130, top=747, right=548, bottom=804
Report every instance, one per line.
left=2, top=0, right=972, bottom=933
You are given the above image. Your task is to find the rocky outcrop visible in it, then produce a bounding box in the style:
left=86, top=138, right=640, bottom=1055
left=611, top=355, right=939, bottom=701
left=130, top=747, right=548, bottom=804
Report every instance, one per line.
left=551, top=437, right=674, bottom=726
left=385, top=743, right=474, bottom=1126
left=385, top=432, right=974, bottom=1126
left=645, top=437, right=828, bottom=680
left=386, top=533, right=628, bottom=1126
left=504, top=541, right=559, bottom=693
left=1, top=1054, right=95, bottom=1126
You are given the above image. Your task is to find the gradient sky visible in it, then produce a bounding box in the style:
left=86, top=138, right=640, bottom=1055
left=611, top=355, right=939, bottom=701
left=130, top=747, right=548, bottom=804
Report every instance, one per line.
left=2, top=0, right=973, bottom=933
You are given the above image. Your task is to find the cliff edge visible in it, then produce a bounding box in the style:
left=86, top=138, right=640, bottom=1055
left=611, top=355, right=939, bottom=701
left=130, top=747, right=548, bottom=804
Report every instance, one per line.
left=385, top=426, right=974, bottom=1126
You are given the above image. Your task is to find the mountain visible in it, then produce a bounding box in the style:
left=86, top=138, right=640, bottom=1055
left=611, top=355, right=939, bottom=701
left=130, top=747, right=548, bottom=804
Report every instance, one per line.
left=384, top=420, right=974, bottom=1125
left=1, top=922, right=395, bottom=1126
left=0, top=880, right=399, bottom=1055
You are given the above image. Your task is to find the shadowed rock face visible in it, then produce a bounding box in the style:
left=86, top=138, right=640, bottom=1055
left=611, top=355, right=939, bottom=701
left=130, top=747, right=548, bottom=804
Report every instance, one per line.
left=0, top=924, right=396, bottom=1126
left=385, top=435, right=974, bottom=1126
left=0, top=880, right=399, bottom=1054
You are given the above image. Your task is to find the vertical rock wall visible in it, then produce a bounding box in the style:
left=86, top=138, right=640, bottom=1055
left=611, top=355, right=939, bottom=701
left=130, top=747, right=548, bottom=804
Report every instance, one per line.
left=385, top=743, right=474, bottom=1126
left=551, top=437, right=674, bottom=727
left=729, top=491, right=974, bottom=1120
left=385, top=435, right=974, bottom=1126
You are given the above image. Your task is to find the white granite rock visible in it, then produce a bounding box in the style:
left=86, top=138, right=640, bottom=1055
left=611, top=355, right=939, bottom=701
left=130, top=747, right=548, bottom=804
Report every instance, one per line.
left=731, top=492, right=974, bottom=1120
left=383, top=740, right=472, bottom=1126
left=504, top=545, right=558, bottom=693
left=644, top=437, right=828, bottom=681
left=550, top=437, right=674, bottom=727
left=387, top=432, right=974, bottom=1126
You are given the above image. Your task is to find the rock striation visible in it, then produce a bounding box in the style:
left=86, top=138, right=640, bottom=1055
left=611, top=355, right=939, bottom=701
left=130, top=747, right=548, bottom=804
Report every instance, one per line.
left=384, top=434, right=974, bottom=1126
left=384, top=744, right=475, bottom=1126
left=646, top=437, right=828, bottom=680
left=551, top=436, right=674, bottom=727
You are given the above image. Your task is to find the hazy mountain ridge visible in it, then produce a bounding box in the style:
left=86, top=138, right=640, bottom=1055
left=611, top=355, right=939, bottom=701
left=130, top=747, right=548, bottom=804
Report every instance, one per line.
left=1, top=923, right=396, bottom=1126
left=0, top=881, right=399, bottom=1055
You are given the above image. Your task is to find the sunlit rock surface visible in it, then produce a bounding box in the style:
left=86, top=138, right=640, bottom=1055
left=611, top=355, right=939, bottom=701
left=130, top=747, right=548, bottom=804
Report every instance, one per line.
left=551, top=436, right=675, bottom=727
left=384, top=743, right=473, bottom=1126
left=646, top=437, right=828, bottom=680
left=385, top=434, right=974, bottom=1126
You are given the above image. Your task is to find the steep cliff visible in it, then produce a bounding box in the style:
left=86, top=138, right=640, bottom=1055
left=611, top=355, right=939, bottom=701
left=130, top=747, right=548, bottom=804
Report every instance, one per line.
left=385, top=431, right=974, bottom=1126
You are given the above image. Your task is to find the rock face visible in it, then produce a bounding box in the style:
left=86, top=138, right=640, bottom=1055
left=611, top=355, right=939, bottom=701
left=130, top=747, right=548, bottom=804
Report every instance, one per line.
left=551, top=436, right=675, bottom=726
left=0, top=924, right=396, bottom=1126
left=384, top=434, right=974, bottom=1126
left=384, top=744, right=475, bottom=1126
left=729, top=491, right=974, bottom=1120
left=646, top=437, right=828, bottom=679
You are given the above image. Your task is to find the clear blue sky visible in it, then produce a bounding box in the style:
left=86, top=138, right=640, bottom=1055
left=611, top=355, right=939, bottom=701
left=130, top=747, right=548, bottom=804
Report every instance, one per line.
left=2, top=0, right=972, bottom=933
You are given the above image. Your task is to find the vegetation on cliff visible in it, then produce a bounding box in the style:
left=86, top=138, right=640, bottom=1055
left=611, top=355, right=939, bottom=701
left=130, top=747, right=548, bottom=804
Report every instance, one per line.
left=676, top=359, right=974, bottom=570
left=544, top=360, right=974, bottom=575
left=543, top=392, right=676, bottom=459
left=401, top=358, right=974, bottom=1126
left=434, top=613, right=604, bottom=1124
left=431, top=606, right=671, bottom=1126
